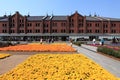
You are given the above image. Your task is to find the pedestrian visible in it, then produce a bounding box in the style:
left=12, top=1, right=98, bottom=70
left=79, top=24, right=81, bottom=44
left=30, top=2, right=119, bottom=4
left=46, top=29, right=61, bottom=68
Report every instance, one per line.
left=99, top=40, right=102, bottom=45
left=49, top=38, right=51, bottom=43
left=51, top=38, right=54, bottom=43
left=93, top=38, right=96, bottom=45
left=112, top=37, right=117, bottom=44
left=40, top=38, right=43, bottom=44
left=101, top=38, right=104, bottom=46
left=70, top=39, right=73, bottom=46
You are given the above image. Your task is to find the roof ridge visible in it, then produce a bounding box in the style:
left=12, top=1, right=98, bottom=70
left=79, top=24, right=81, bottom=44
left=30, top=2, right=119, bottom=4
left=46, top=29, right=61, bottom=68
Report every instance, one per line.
left=99, top=17, right=110, bottom=21
left=86, top=16, right=100, bottom=21
left=93, top=16, right=103, bottom=21
left=42, top=16, right=47, bottom=19
left=28, top=16, right=44, bottom=17
left=50, top=15, right=53, bottom=19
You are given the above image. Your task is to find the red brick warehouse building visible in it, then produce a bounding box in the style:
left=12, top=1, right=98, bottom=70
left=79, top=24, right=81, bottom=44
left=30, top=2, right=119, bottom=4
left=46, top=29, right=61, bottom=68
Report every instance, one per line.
left=0, top=11, right=120, bottom=41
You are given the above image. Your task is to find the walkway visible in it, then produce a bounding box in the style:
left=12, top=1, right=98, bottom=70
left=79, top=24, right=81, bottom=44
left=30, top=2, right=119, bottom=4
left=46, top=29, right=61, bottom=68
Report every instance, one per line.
left=0, top=55, right=30, bottom=74
left=73, top=44, right=120, bottom=77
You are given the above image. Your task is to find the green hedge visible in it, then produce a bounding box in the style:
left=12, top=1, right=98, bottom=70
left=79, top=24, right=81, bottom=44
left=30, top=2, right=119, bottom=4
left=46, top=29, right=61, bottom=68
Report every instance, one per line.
left=97, top=47, right=120, bottom=58
left=73, top=41, right=86, bottom=46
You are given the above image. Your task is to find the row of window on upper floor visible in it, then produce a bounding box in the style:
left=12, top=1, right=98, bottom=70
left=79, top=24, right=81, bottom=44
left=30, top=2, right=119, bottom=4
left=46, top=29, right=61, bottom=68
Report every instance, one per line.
left=2, top=22, right=66, bottom=27
left=52, top=22, right=66, bottom=27
left=1, top=23, right=120, bottom=28
left=10, top=19, right=24, bottom=23
left=69, top=19, right=83, bottom=22
left=69, top=23, right=83, bottom=27
left=9, top=18, right=84, bottom=23
left=86, top=23, right=118, bottom=27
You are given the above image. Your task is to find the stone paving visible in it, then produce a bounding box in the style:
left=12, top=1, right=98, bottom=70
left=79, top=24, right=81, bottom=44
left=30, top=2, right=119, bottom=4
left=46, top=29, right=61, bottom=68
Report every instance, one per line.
left=72, top=44, right=120, bottom=77
left=0, top=55, right=30, bottom=74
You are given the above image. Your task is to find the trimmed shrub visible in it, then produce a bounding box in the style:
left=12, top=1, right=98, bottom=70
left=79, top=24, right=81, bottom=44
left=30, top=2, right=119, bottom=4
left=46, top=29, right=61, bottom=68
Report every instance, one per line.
left=73, top=41, right=86, bottom=46
left=97, top=46, right=120, bottom=58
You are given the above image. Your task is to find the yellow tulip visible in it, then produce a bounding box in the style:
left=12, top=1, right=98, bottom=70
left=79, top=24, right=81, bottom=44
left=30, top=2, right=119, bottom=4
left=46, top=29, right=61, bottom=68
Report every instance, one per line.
left=0, top=54, right=119, bottom=80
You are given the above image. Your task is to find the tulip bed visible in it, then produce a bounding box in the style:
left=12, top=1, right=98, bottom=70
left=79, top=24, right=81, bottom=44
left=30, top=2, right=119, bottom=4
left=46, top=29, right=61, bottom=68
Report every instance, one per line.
left=0, top=53, right=11, bottom=59
left=0, top=53, right=119, bottom=80
left=89, top=44, right=120, bottom=51
left=0, top=43, right=76, bottom=52
left=104, top=45, right=120, bottom=51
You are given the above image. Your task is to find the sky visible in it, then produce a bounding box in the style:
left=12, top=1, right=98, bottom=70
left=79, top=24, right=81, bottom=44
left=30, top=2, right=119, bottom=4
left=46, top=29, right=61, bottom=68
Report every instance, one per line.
left=0, top=0, right=120, bottom=18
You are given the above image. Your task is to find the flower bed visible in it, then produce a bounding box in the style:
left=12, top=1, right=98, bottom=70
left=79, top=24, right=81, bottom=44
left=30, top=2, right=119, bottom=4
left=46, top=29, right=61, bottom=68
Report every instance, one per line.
left=0, top=53, right=11, bottom=59
left=97, top=46, right=120, bottom=58
left=0, top=43, right=76, bottom=52
left=0, top=54, right=119, bottom=80
left=104, top=45, right=120, bottom=51
left=89, top=44, right=120, bottom=51
left=89, top=44, right=100, bottom=47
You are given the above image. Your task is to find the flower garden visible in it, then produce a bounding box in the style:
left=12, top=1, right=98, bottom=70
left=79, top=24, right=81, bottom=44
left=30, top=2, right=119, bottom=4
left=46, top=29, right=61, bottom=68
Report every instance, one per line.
left=0, top=53, right=11, bottom=59
left=89, top=44, right=120, bottom=51
left=0, top=43, right=120, bottom=80
left=0, top=53, right=119, bottom=80
left=0, top=43, right=76, bottom=52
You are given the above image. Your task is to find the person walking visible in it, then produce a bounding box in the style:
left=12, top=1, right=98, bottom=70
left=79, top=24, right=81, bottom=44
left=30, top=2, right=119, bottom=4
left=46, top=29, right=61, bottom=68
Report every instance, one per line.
left=40, top=38, right=43, bottom=44
left=92, top=38, right=96, bottom=45
left=101, top=38, right=104, bottom=46
left=70, top=39, right=73, bottom=46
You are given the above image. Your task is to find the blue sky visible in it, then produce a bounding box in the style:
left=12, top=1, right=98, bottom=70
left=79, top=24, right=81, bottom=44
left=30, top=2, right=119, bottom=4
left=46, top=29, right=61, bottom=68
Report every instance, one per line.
left=0, top=0, right=120, bottom=18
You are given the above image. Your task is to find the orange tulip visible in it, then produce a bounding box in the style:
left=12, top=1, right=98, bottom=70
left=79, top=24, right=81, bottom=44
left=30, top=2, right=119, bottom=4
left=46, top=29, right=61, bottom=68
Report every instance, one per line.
left=0, top=43, right=76, bottom=52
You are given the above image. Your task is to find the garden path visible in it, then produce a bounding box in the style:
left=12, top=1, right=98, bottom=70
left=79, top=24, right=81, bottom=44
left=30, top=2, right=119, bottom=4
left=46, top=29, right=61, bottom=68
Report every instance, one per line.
left=73, top=44, right=120, bottom=77
left=0, top=55, right=30, bottom=74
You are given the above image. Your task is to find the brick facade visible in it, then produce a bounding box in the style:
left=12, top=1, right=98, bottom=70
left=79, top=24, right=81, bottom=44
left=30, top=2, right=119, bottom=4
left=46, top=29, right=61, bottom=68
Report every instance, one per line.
left=0, top=11, right=120, bottom=41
